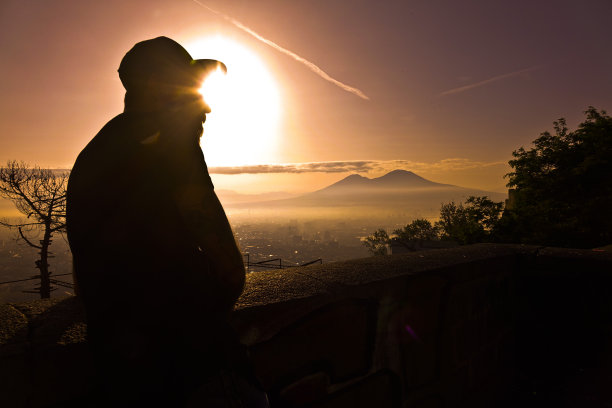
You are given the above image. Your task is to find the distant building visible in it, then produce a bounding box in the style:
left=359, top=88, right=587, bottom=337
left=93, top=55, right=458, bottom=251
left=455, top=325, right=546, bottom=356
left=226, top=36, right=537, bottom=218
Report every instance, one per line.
left=505, top=189, right=517, bottom=210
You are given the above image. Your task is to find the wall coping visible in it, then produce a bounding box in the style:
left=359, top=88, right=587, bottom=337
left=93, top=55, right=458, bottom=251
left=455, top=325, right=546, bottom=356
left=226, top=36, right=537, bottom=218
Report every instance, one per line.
left=2, top=243, right=611, bottom=352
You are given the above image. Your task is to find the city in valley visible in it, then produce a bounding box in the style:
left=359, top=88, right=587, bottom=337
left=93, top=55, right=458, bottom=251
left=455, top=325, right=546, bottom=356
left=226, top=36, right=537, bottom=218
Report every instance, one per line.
left=0, top=170, right=507, bottom=303
left=0, top=215, right=389, bottom=303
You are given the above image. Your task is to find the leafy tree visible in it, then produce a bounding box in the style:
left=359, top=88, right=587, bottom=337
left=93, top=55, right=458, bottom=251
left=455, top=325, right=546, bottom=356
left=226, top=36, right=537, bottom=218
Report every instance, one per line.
left=393, top=218, right=439, bottom=246
left=362, top=228, right=389, bottom=256
left=0, top=161, right=68, bottom=298
left=503, top=107, right=612, bottom=247
left=436, top=201, right=478, bottom=244
left=436, top=196, right=503, bottom=244
left=365, top=196, right=503, bottom=252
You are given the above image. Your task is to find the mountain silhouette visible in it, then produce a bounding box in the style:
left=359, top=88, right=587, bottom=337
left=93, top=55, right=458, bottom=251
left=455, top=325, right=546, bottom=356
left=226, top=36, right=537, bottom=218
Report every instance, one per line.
left=314, top=170, right=449, bottom=194
left=224, top=170, right=506, bottom=216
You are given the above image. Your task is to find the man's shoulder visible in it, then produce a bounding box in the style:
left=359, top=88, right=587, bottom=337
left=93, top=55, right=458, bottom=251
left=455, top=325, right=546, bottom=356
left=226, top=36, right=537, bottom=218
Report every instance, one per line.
left=75, top=114, right=125, bottom=154
left=69, top=113, right=141, bottom=187
left=72, top=113, right=152, bottom=169
left=85, top=113, right=131, bottom=148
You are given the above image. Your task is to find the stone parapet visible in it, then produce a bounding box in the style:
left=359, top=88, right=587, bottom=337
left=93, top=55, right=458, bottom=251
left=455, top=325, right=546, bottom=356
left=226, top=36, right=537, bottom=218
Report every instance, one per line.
left=2, top=244, right=612, bottom=407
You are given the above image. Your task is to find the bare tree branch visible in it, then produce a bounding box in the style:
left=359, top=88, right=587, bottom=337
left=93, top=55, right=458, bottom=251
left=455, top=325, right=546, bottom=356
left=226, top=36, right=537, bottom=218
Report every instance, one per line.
left=18, top=226, right=43, bottom=249
left=0, top=161, right=69, bottom=298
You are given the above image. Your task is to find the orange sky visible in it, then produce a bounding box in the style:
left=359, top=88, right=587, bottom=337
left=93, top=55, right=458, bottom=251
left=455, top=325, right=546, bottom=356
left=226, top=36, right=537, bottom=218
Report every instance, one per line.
left=1, top=0, right=611, bottom=194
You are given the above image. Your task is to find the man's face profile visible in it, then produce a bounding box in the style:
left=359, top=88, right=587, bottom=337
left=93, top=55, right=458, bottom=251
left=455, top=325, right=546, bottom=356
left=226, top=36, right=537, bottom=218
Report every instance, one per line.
left=159, top=79, right=216, bottom=140
left=118, top=36, right=226, bottom=127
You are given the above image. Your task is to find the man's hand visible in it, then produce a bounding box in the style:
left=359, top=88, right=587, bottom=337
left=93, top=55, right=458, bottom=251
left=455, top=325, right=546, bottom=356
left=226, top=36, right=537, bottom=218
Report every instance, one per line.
left=176, top=180, right=245, bottom=306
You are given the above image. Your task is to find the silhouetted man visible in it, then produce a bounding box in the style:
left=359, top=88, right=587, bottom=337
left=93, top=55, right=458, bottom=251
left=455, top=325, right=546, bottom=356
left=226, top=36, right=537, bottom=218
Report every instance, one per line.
left=67, top=37, right=265, bottom=407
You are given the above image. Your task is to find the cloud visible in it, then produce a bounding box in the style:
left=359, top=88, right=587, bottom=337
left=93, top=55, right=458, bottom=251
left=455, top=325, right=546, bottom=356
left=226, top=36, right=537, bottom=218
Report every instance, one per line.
left=439, top=66, right=539, bottom=96
left=209, top=161, right=376, bottom=174
left=209, top=159, right=506, bottom=175
left=192, top=0, right=369, bottom=100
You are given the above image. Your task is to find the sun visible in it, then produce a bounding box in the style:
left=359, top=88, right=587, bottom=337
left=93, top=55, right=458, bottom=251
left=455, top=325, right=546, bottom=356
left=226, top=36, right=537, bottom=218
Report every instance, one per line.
left=186, top=36, right=281, bottom=167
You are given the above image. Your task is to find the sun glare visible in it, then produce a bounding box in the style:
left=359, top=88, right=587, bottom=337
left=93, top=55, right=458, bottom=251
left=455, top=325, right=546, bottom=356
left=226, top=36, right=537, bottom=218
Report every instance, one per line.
left=187, top=36, right=281, bottom=167
left=198, top=68, right=226, bottom=109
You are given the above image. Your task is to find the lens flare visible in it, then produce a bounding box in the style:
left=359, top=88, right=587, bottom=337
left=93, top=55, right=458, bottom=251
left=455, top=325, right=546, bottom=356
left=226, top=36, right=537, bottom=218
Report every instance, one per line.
left=186, top=36, right=281, bottom=167
left=198, top=67, right=227, bottom=110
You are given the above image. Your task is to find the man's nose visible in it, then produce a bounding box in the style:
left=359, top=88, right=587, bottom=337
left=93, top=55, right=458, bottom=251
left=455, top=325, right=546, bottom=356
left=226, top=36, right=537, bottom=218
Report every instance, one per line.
left=189, top=91, right=211, bottom=114
left=199, top=97, right=212, bottom=114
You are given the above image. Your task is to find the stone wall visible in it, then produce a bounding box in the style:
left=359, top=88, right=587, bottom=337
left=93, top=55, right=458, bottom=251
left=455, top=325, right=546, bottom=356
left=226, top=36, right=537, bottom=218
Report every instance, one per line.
left=1, top=244, right=611, bottom=407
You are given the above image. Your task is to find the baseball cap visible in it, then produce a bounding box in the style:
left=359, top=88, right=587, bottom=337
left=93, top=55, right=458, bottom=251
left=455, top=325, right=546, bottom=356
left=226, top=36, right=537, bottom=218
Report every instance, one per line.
left=118, top=36, right=226, bottom=93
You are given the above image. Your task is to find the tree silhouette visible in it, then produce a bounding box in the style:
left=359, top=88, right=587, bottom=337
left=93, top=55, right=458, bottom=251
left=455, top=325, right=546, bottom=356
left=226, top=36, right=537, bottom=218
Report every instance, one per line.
left=0, top=161, right=68, bottom=298
left=436, top=196, right=503, bottom=244
left=503, top=107, right=612, bottom=247
left=364, top=195, right=504, bottom=253
left=393, top=218, right=440, bottom=248
left=362, top=228, right=389, bottom=256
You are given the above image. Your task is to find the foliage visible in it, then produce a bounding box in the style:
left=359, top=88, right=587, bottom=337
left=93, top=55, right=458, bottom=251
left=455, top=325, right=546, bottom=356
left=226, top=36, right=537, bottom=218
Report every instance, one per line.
left=503, top=107, right=612, bottom=247
left=0, top=161, right=68, bottom=298
left=362, top=228, right=389, bottom=256
left=435, top=196, right=503, bottom=245
left=393, top=218, right=439, bottom=244
left=364, top=195, right=503, bottom=254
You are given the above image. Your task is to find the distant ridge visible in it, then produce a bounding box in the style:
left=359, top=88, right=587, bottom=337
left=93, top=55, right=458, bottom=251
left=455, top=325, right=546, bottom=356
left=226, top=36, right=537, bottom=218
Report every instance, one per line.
left=223, top=170, right=507, bottom=216
left=374, top=169, right=451, bottom=186
left=216, top=189, right=296, bottom=204
left=315, top=169, right=450, bottom=194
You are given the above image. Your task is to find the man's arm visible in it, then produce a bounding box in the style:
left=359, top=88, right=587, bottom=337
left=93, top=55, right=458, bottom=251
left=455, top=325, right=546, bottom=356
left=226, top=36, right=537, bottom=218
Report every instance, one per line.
left=174, top=168, right=245, bottom=306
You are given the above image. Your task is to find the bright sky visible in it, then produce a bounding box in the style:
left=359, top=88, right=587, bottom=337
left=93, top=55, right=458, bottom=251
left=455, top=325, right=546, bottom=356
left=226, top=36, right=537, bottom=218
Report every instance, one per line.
left=1, top=0, right=611, bottom=194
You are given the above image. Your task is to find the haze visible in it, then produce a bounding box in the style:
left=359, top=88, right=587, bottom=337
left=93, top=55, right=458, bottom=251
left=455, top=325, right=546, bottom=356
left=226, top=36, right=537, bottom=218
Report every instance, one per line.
left=1, top=0, right=611, bottom=194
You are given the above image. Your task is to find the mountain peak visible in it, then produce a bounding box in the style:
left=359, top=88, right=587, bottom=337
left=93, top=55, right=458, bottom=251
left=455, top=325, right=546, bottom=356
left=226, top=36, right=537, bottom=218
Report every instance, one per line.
left=328, top=173, right=371, bottom=188
left=375, top=169, right=420, bottom=180
left=373, top=169, right=439, bottom=186
left=344, top=174, right=367, bottom=180
left=313, top=169, right=447, bottom=196
left=267, top=169, right=506, bottom=208
left=385, top=169, right=416, bottom=176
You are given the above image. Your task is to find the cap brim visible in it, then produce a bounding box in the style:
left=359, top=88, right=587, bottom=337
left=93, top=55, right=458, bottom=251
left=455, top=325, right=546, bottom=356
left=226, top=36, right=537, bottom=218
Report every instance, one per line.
left=191, top=59, right=227, bottom=76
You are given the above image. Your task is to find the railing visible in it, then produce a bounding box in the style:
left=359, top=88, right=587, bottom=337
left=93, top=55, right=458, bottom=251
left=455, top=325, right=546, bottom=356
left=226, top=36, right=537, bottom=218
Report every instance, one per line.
left=0, top=255, right=325, bottom=292
left=0, top=271, right=74, bottom=290
left=243, top=253, right=322, bottom=272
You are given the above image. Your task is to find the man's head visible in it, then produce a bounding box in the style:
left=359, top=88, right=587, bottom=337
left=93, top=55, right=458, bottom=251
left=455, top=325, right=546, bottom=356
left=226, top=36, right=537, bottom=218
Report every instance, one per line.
left=119, top=37, right=226, bottom=114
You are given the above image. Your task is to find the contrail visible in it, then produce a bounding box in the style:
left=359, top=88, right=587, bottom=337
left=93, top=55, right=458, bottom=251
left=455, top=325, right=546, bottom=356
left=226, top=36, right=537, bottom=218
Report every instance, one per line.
left=439, top=66, right=539, bottom=96
left=192, top=0, right=369, bottom=100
